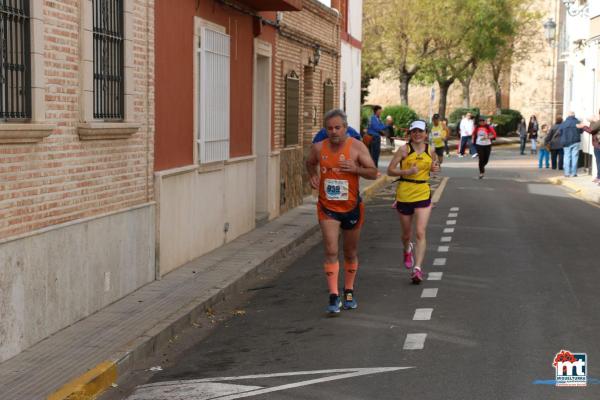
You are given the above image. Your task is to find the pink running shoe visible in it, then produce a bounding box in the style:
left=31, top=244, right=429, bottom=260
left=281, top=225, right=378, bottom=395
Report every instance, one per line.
left=403, top=242, right=414, bottom=270
left=411, top=267, right=423, bottom=284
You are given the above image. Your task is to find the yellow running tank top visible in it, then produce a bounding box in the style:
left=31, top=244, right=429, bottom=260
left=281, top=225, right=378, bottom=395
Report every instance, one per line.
left=430, top=124, right=444, bottom=148
left=395, top=144, right=432, bottom=203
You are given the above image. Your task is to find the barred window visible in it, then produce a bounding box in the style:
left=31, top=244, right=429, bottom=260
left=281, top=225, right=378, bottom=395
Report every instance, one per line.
left=0, top=0, right=31, bottom=121
left=93, top=0, right=124, bottom=120
left=285, top=70, right=300, bottom=146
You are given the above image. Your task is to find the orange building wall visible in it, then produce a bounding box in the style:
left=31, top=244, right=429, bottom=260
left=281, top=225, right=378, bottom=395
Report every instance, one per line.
left=156, top=1, right=268, bottom=171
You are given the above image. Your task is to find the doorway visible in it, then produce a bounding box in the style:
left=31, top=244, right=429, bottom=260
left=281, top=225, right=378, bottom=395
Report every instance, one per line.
left=254, top=51, right=271, bottom=225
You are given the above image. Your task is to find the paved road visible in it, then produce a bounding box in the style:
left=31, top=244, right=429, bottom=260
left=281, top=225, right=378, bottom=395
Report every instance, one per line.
left=109, top=146, right=600, bottom=399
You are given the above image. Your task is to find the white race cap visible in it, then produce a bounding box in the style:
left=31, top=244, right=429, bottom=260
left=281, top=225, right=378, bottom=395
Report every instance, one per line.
left=409, top=120, right=426, bottom=131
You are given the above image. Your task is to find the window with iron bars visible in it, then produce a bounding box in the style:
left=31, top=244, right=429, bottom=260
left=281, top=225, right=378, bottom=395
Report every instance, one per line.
left=0, top=0, right=31, bottom=121
left=93, top=0, right=124, bottom=120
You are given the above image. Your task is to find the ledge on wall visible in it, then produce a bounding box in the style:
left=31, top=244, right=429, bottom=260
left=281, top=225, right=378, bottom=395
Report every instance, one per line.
left=78, top=122, right=140, bottom=140
left=0, top=123, right=56, bottom=144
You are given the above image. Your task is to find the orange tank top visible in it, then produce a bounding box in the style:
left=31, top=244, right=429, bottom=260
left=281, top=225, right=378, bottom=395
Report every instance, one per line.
left=318, top=138, right=360, bottom=212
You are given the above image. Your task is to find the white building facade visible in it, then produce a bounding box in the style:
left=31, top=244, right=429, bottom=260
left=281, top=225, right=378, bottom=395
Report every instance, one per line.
left=335, top=0, right=362, bottom=129
left=560, top=0, right=599, bottom=177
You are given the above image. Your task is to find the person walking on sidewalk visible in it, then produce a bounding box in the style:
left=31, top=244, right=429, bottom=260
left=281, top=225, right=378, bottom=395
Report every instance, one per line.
left=367, top=105, right=386, bottom=168
left=306, top=109, right=378, bottom=315
left=430, top=113, right=446, bottom=165
left=578, top=110, right=600, bottom=184
left=528, top=115, right=539, bottom=154
left=472, top=116, right=497, bottom=179
left=537, top=124, right=550, bottom=168
left=545, top=116, right=564, bottom=170
left=387, top=120, right=441, bottom=284
left=459, top=112, right=474, bottom=157
left=518, top=118, right=527, bottom=155
left=559, top=112, right=583, bottom=177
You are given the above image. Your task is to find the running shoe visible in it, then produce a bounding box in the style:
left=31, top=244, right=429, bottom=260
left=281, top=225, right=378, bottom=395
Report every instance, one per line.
left=342, top=289, right=357, bottom=310
left=471, top=153, right=478, bottom=158
left=479, top=173, right=484, bottom=179
left=327, top=294, right=342, bottom=315
left=411, top=267, right=424, bottom=284
left=403, top=242, right=414, bottom=269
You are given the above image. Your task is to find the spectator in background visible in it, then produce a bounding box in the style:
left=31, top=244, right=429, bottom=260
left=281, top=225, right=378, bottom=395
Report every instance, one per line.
left=430, top=114, right=446, bottom=165
left=383, top=115, right=395, bottom=148
left=537, top=124, right=550, bottom=168
left=528, top=115, right=539, bottom=155
left=559, top=112, right=583, bottom=177
left=544, top=116, right=564, bottom=170
left=517, top=118, right=527, bottom=155
left=312, top=125, right=362, bottom=144
left=459, top=112, right=474, bottom=157
left=367, top=105, right=386, bottom=167
left=577, top=110, right=600, bottom=184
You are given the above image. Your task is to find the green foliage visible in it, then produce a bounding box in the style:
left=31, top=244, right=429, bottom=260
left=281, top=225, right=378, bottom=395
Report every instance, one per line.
left=360, top=105, right=373, bottom=133
left=382, top=105, right=419, bottom=136
left=485, top=114, right=513, bottom=136
left=499, top=108, right=523, bottom=133
left=448, top=107, right=480, bottom=125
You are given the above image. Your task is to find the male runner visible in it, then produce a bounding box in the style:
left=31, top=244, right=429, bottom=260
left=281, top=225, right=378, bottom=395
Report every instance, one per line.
left=306, top=109, right=378, bottom=315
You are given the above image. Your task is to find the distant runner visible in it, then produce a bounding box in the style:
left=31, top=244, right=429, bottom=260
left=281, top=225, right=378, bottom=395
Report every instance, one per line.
left=472, top=116, right=497, bottom=179
left=430, top=113, right=446, bottom=165
left=306, top=109, right=378, bottom=315
left=387, top=120, right=440, bottom=284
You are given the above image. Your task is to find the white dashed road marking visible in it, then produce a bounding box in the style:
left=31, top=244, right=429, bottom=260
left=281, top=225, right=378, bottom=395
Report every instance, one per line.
left=448, top=213, right=458, bottom=218
left=421, top=288, right=438, bottom=298
left=428, top=272, right=443, bottom=281
left=446, top=220, right=456, bottom=225
left=443, top=228, right=454, bottom=233
left=413, top=308, right=433, bottom=321
left=433, top=258, right=446, bottom=266
left=403, top=333, right=427, bottom=350
left=437, top=246, right=449, bottom=252
left=441, top=236, right=452, bottom=242
left=450, top=207, right=459, bottom=211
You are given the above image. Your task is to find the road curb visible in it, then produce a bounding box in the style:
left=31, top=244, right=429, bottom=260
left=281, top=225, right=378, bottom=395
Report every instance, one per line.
left=362, top=174, right=393, bottom=202
left=47, top=176, right=391, bottom=400
left=547, top=176, right=600, bottom=205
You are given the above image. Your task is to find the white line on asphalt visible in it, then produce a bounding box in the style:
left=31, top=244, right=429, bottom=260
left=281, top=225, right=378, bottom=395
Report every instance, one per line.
left=428, top=272, right=443, bottom=281
left=421, top=288, right=438, bottom=298
left=448, top=213, right=458, bottom=218
left=446, top=220, right=456, bottom=225
left=441, top=236, right=452, bottom=242
left=403, top=333, right=427, bottom=350
left=433, top=258, right=446, bottom=266
left=437, top=246, right=449, bottom=252
left=443, top=228, right=455, bottom=233
left=413, top=308, right=433, bottom=320
left=450, top=207, right=459, bottom=211
left=131, top=368, right=414, bottom=400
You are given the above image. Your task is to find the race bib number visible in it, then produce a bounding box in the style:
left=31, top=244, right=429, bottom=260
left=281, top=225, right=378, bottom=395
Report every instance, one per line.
left=324, top=179, right=349, bottom=201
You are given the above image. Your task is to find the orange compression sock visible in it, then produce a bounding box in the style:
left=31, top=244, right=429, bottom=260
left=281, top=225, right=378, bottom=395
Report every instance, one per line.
left=324, top=262, right=339, bottom=295
left=344, top=261, right=358, bottom=291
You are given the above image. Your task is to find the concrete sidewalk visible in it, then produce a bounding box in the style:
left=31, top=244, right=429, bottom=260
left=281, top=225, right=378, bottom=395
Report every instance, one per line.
left=0, top=177, right=388, bottom=400
left=548, top=174, right=600, bottom=205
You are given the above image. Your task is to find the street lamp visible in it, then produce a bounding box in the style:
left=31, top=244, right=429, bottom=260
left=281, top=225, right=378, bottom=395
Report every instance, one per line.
left=544, top=18, right=558, bottom=122
left=561, top=0, right=589, bottom=17
left=543, top=18, right=557, bottom=46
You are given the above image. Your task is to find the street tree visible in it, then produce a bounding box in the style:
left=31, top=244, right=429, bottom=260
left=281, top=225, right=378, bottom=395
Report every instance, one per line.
left=486, top=0, right=541, bottom=113
left=362, top=0, right=438, bottom=106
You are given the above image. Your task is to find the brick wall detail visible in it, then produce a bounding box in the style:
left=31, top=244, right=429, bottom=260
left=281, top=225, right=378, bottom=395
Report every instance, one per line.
left=0, top=0, right=154, bottom=240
